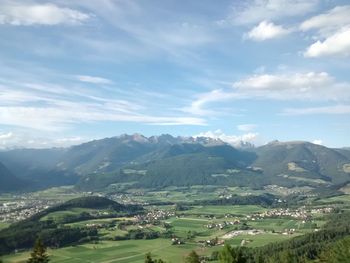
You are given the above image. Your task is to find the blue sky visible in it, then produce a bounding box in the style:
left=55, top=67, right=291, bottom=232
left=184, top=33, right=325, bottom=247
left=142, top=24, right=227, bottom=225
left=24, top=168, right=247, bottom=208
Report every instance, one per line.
left=0, top=0, right=349, bottom=148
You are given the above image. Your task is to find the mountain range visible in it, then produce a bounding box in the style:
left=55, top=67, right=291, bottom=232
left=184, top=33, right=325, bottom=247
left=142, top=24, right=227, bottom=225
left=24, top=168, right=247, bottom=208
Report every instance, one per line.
left=0, top=134, right=349, bottom=192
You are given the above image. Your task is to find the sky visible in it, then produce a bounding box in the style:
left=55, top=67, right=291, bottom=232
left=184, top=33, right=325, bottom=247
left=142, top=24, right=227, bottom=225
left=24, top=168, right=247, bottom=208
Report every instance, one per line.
left=0, top=0, right=349, bottom=149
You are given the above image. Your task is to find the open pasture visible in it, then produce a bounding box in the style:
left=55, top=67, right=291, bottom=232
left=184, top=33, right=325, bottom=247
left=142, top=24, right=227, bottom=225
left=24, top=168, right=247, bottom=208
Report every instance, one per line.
left=2, top=239, right=208, bottom=263
left=182, top=205, right=266, bottom=216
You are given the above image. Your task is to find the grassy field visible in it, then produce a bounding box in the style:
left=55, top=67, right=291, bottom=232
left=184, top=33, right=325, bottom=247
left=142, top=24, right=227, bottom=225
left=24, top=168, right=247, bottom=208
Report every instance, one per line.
left=182, top=205, right=266, bottom=216
left=0, top=222, right=9, bottom=230
left=226, top=233, right=294, bottom=247
left=122, top=185, right=269, bottom=205
left=2, top=239, right=210, bottom=263
left=0, top=185, right=335, bottom=263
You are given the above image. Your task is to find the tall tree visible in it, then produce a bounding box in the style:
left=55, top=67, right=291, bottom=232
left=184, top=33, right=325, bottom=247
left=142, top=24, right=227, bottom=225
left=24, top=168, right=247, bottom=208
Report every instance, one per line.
left=185, top=250, right=200, bottom=263
left=319, top=237, right=350, bottom=263
left=144, top=252, right=166, bottom=263
left=27, top=239, right=50, bottom=263
left=219, top=244, right=235, bottom=263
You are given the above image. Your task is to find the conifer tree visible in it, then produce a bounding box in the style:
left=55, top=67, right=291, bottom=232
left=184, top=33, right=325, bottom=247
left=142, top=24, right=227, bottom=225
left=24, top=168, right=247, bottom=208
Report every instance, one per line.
left=27, top=239, right=50, bottom=263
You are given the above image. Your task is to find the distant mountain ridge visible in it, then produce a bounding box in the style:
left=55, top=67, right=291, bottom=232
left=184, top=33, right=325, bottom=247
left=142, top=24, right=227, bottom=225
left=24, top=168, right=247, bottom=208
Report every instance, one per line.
left=0, top=134, right=349, bottom=192
left=0, top=161, right=27, bottom=191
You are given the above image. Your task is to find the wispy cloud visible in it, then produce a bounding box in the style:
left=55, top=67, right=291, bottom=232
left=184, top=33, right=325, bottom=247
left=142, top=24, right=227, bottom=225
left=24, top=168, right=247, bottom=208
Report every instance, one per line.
left=229, top=0, right=319, bottom=25
left=237, top=124, right=257, bottom=132
left=0, top=1, right=90, bottom=26
left=282, top=105, right=350, bottom=115
left=300, top=5, right=350, bottom=34
left=0, top=73, right=206, bottom=131
left=181, top=89, right=240, bottom=116
left=76, top=75, right=113, bottom=84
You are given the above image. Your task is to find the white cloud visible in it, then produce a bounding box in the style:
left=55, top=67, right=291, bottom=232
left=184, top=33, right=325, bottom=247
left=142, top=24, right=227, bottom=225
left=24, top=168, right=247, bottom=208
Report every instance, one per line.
left=304, top=27, right=350, bottom=57
left=185, top=71, right=350, bottom=116
left=0, top=2, right=90, bottom=26
left=300, top=5, right=350, bottom=33
left=300, top=6, right=350, bottom=58
left=312, top=139, right=323, bottom=145
left=231, top=0, right=319, bottom=25
left=234, top=72, right=332, bottom=90
left=237, top=124, right=257, bottom=132
left=282, top=105, right=350, bottom=115
left=194, top=129, right=259, bottom=146
left=77, top=75, right=113, bottom=84
left=232, top=71, right=347, bottom=100
left=245, top=21, right=290, bottom=41
left=0, top=132, right=13, bottom=140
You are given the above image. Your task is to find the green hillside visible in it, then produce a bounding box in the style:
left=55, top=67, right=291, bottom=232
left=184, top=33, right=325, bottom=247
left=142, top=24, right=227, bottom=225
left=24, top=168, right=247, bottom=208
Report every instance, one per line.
left=0, top=196, right=142, bottom=255
left=1, top=135, right=350, bottom=192
left=253, top=141, right=350, bottom=187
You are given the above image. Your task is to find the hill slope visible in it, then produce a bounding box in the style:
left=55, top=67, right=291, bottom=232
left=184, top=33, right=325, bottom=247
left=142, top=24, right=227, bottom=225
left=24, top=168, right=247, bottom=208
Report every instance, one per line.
left=1, top=135, right=350, bottom=191
left=252, top=141, right=350, bottom=187
left=0, top=162, right=27, bottom=192
left=0, top=196, right=142, bottom=255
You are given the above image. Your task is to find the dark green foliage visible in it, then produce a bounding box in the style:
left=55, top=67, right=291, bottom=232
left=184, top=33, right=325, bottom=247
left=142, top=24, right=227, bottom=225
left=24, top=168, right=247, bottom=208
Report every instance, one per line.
left=218, top=244, right=250, bottom=263
left=77, top=143, right=262, bottom=190
left=0, top=197, right=141, bottom=255
left=318, top=236, right=350, bottom=262
left=77, top=139, right=350, bottom=191
left=195, top=193, right=276, bottom=207
left=144, top=252, right=166, bottom=263
left=214, top=211, right=350, bottom=263
left=219, top=244, right=235, bottom=262
left=125, top=229, right=159, bottom=240
left=31, top=196, right=142, bottom=223
left=27, top=239, right=50, bottom=263
left=0, top=218, right=98, bottom=255
left=185, top=250, right=200, bottom=263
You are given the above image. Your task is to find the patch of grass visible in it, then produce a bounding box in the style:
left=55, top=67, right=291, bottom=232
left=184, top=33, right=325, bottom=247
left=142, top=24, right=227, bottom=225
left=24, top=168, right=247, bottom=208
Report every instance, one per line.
left=182, top=205, right=266, bottom=216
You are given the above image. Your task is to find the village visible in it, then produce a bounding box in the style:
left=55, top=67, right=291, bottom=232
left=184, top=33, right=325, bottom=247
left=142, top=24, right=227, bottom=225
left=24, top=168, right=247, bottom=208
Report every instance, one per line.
left=0, top=198, right=60, bottom=223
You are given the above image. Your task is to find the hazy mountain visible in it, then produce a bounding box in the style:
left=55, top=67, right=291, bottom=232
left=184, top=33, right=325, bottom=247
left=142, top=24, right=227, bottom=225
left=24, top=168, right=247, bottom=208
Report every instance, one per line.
left=335, top=148, right=350, bottom=160
left=252, top=141, right=350, bottom=186
left=0, top=148, right=78, bottom=189
left=0, top=135, right=349, bottom=192
left=76, top=143, right=261, bottom=190
left=0, top=162, right=27, bottom=192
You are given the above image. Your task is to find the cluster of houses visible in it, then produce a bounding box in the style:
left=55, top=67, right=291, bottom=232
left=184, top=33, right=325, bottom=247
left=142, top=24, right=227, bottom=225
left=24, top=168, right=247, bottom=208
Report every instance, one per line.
left=206, top=219, right=241, bottom=230
left=250, top=208, right=309, bottom=220
left=249, top=206, right=333, bottom=221
left=0, top=199, right=58, bottom=223
left=134, top=209, right=175, bottom=224
left=222, top=229, right=265, bottom=239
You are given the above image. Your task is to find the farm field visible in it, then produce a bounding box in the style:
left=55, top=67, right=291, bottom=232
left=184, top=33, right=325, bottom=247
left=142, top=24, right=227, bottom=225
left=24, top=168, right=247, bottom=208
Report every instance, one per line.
left=0, top=186, right=344, bottom=263
left=181, top=205, right=266, bottom=216
left=2, top=239, right=208, bottom=263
